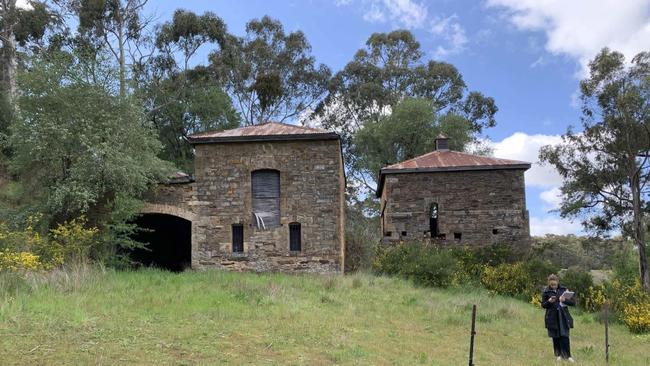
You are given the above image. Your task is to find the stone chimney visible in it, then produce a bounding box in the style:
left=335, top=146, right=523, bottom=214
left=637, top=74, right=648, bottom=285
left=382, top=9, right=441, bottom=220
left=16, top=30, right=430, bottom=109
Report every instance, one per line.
left=434, top=134, right=449, bottom=151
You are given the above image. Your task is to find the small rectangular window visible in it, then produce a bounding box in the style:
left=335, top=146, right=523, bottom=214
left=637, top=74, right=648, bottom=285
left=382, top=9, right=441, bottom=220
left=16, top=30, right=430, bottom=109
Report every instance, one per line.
left=232, top=224, right=244, bottom=253
left=385, top=231, right=392, bottom=237
left=401, top=231, right=407, bottom=237
left=289, top=223, right=301, bottom=251
left=492, top=228, right=499, bottom=235
left=454, top=232, right=462, bottom=241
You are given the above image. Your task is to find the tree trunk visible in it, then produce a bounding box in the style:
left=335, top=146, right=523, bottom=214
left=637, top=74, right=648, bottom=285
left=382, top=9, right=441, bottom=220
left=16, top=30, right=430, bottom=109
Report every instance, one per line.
left=117, top=24, right=126, bottom=98
left=0, top=0, right=18, bottom=103
left=631, top=169, right=650, bottom=291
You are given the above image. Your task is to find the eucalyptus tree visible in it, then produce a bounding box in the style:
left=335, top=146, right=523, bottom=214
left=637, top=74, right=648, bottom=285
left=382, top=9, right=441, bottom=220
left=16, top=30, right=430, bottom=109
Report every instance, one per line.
left=76, top=0, right=150, bottom=97
left=140, top=9, right=239, bottom=170
left=315, top=30, right=497, bottom=196
left=0, top=0, right=51, bottom=135
left=540, top=49, right=650, bottom=290
left=209, top=15, right=331, bottom=125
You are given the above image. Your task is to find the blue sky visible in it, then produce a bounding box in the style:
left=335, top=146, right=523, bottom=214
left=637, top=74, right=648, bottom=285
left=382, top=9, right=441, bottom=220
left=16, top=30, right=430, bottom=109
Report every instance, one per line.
left=145, top=0, right=650, bottom=236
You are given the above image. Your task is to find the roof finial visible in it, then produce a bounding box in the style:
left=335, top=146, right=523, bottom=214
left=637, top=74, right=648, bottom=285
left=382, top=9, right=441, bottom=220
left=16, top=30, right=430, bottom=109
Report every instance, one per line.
left=435, top=133, right=449, bottom=151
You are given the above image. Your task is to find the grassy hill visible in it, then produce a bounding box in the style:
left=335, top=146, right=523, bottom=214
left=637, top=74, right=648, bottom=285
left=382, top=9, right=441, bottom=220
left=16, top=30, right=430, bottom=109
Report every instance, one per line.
left=1, top=268, right=648, bottom=365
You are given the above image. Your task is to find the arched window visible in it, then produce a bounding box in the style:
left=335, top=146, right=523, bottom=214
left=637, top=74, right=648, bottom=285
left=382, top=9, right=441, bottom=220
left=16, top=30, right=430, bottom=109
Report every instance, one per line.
left=429, top=203, right=439, bottom=238
left=251, top=169, right=280, bottom=229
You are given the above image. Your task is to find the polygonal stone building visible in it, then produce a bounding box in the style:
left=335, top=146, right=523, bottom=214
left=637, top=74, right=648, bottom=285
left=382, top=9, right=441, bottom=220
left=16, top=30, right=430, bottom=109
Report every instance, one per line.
left=139, top=122, right=346, bottom=273
left=377, top=135, right=531, bottom=246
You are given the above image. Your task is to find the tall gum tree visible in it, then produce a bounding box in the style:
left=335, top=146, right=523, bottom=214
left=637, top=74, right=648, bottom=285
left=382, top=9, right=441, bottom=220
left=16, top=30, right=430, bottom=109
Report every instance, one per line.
left=540, top=48, right=650, bottom=291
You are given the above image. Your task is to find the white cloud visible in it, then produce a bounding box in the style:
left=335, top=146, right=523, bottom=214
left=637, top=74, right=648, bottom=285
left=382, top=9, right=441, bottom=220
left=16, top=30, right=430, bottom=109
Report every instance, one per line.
left=540, top=187, right=562, bottom=210
left=355, top=0, right=428, bottom=29
left=16, top=0, right=32, bottom=9
left=530, top=216, right=583, bottom=236
left=335, top=0, right=468, bottom=57
left=430, top=15, right=468, bottom=58
left=486, top=0, right=650, bottom=75
left=491, top=132, right=584, bottom=236
left=490, top=132, right=563, bottom=188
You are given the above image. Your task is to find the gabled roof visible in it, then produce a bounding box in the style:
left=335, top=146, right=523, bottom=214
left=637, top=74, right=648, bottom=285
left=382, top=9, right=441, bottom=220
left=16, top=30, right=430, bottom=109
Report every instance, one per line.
left=377, top=150, right=531, bottom=197
left=187, top=122, right=339, bottom=144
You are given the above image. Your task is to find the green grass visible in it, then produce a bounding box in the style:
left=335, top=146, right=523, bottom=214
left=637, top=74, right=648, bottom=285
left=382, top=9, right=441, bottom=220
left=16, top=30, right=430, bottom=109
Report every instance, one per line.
left=1, top=268, right=649, bottom=365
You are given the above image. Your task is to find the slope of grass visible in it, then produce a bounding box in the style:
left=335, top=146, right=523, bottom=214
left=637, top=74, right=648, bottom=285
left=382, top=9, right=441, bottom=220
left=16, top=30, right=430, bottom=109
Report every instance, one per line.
left=1, top=268, right=648, bottom=365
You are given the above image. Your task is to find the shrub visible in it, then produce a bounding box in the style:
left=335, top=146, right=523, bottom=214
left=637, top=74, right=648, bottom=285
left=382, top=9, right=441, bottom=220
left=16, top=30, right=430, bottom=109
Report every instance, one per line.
left=0, top=251, right=42, bottom=271
left=522, top=258, right=559, bottom=291
left=373, top=243, right=458, bottom=288
left=481, top=262, right=533, bottom=299
left=623, top=300, right=650, bottom=334
left=560, top=267, right=593, bottom=307
left=48, top=216, right=99, bottom=263
left=450, top=243, right=518, bottom=286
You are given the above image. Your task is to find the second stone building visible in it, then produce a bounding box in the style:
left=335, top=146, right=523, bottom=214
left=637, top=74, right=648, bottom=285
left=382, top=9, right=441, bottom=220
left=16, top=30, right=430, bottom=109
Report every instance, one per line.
left=377, top=135, right=531, bottom=247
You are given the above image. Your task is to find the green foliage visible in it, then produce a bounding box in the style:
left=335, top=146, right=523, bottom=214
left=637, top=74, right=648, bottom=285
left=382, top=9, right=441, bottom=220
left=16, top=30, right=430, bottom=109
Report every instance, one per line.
left=373, top=243, right=458, bottom=288
left=344, top=203, right=379, bottom=272
left=210, top=15, right=331, bottom=125
left=560, top=267, right=594, bottom=307
left=354, top=98, right=475, bottom=177
left=144, top=9, right=239, bottom=171
left=481, top=263, right=533, bottom=299
left=531, top=234, right=631, bottom=270
left=10, top=48, right=172, bottom=224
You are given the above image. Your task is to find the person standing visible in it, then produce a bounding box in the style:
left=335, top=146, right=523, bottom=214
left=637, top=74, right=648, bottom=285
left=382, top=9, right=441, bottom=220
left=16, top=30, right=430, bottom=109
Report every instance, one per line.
left=541, top=274, right=576, bottom=362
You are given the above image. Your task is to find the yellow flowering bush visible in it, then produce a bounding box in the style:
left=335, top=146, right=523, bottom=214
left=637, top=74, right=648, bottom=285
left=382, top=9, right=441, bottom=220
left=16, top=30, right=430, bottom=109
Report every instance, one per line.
left=584, top=285, right=607, bottom=312
left=481, top=262, right=533, bottom=298
left=49, top=216, right=99, bottom=262
left=530, top=293, right=542, bottom=307
left=0, top=251, right=43, bottom=271
left=623, top=300, right=650, bottom=334
left=0, top=215, right=98, bottom=271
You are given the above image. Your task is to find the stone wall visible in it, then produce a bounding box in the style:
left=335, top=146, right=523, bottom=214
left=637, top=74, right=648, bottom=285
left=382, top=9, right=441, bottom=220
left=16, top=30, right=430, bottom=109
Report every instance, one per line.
left=379, top=169, right=529, bottom=247
left=185, top=139, right=346, bottom=273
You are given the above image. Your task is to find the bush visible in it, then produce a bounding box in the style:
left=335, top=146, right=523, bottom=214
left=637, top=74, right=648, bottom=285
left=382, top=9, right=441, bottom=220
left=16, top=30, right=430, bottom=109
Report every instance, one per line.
left=481, top=262, right=533, bottom=299
left=522, top=258, right=559, bottom=291
left=373, top=243, right=458, bottom=288
left=0, top=251, right=43, bottom=271
left=560, top=267, right=593, bottom=307
left=623, top=300, right=650, bottom=334
left=450, top=243, right=519, bottom=286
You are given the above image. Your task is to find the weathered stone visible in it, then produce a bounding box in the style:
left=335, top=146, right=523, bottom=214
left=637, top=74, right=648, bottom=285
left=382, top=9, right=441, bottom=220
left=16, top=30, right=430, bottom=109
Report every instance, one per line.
left=142, top=138, right=346, bottom=274
left=379, top=169, right=530, bottom=247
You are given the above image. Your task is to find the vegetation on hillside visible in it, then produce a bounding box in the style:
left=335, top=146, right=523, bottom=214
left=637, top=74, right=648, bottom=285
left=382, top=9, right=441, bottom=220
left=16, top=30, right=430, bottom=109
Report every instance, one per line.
left=1, top=268, right=649, bottom=365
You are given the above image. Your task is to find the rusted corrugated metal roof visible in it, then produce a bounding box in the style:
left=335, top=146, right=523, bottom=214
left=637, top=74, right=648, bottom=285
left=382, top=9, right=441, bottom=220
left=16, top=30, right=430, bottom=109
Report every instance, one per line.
left=376, top=150, right=531, bottom=197
left=187, top=122, right=338, bottom=143
left=383, top=150, right=530, bottom=170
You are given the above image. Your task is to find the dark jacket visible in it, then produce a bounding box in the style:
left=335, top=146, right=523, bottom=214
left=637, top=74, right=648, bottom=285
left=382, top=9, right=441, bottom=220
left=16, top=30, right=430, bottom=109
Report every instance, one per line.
left=541, top=285, right=575, bottom=333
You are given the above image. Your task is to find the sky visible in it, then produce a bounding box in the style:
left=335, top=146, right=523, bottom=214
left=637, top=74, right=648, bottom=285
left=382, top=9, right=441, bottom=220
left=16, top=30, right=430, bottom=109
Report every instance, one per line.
left=141, top=0, right=650, bottom=236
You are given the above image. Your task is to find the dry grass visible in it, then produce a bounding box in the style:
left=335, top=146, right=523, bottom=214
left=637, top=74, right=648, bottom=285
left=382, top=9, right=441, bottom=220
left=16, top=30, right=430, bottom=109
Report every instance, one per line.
left=0, top=268, right=648, bottom=365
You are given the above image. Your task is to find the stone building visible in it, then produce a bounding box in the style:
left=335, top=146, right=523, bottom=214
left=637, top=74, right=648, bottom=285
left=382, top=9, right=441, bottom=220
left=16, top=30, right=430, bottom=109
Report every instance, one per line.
left=137, top=122, right=346, bottom=273
left=377, top=135, right=531, bottom=247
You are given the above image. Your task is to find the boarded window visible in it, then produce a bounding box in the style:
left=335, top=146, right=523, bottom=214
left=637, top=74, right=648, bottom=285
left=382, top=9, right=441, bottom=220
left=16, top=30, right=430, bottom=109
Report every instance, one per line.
left=289, top=222, right=301, bottom=251
left=252, top=169, right=280, bottom=229
left=232, top=224, right=244, bottom=252
left=429, top=203, right=439, bottom=238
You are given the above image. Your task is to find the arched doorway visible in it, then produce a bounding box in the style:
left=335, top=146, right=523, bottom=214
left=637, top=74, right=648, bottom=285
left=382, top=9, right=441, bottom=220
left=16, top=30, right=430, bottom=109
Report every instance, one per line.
left=129, top=213, right=192, bottom=272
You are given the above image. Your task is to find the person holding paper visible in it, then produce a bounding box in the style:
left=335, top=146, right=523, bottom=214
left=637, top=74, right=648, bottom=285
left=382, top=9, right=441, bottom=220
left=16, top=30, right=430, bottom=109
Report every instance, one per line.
left=541, top=273, right=576, bottom=362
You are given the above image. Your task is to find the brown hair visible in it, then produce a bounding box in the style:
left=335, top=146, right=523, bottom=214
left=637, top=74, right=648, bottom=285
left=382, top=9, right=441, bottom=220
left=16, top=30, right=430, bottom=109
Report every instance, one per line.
left=547, top=274, right=559, bottom=282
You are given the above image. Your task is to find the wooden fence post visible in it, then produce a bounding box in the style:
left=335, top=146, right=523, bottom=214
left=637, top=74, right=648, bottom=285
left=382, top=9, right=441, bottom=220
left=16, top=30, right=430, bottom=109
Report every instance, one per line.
left=469, top=304, right=477, bottom=366
left=605, top=302, right=610, bottom=363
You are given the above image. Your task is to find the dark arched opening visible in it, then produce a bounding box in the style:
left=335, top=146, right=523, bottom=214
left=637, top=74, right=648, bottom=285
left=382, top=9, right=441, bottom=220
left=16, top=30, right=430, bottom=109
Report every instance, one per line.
left=129, top=213, right=191, bottom=272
